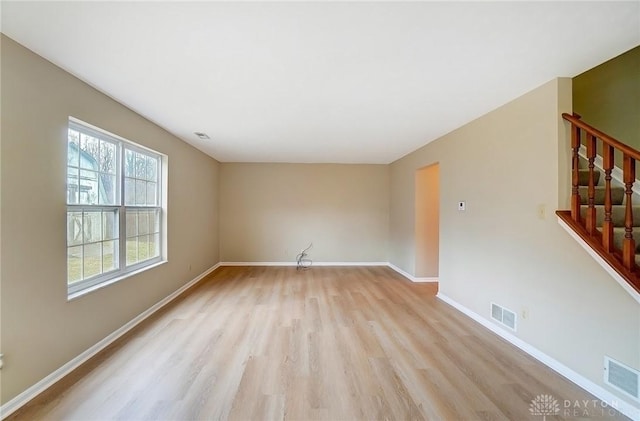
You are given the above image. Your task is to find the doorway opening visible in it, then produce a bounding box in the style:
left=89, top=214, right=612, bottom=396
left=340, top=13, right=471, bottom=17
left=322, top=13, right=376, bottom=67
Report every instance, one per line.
left=415, top=163, right=440, bottom=279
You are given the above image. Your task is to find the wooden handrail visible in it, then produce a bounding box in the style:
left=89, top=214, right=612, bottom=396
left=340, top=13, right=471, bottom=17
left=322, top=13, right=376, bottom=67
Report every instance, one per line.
left=562, top=113, right=640, bottom=160
left=560, top=113, right=640, bottom=292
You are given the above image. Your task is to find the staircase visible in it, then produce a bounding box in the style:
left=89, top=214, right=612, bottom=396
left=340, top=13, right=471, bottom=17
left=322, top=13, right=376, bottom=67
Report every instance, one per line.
left=577, top=169, right=640, bottom=261
left=557, top=113, right=640, bottom=295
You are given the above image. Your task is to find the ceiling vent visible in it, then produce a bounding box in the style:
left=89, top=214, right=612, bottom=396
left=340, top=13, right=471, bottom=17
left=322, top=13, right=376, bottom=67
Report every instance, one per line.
left=604, top=356, right=640, bottom=401
left=491, top=302, right=517, bottom=331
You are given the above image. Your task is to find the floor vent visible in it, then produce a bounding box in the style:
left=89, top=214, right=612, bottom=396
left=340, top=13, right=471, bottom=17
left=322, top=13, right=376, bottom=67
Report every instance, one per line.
left=490, top=302, right=517, bottom=331
left=604, top=356, right=640, bottom=401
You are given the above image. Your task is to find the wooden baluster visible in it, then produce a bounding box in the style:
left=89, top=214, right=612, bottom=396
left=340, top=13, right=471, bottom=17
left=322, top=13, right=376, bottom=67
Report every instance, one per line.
left=623, top=155, right=636, bottom=269
left=571, top=123, right=582, bottom=222
left=586, top=134, right=597, bottom=234
left=602, top=144, right=614, bottom=252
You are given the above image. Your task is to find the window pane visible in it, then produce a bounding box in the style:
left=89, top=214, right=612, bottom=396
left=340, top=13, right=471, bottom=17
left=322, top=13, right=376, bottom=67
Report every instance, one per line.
left=126, top=238, right=138, bottom=266
left=67, top=212, right=83, bottom=246
left=138, top=235, right=150, bottom=261
left=149, top=209, right=160, bottom=234
left=150, top=233, right=160, bottom=258
left=67, top=246, right=83, bottom=283
left=102, top=210, right=118, bottom=240
left=68, top=130, right=80, bottom=167
left=79, top=170, right=99, bottom=205
left=99, top=140, right=116, bottom=175
left=103, top=240, right=117, bottom=273
left=124, top=177, right=135, bottom=206
left=83, top=211, right=102, bottom=243
left=135, top=180, right=146, bottom=205
left=67, top=168, right=79, bottom=204
left=138, top=211, right=149, bottom=235
left=99, top=174, right=117, bottom=205
left=146, top=156, right=158, bottom=181
left=126, top=210, right=138, bottom=238
left=80, top=134, right=100, bottom=170
left=146, top=182, right=157, bottom=206
left=125, top=149, right=135, bottom=177
left=83, top=242, right=102, bottom=278
left=135, top=152, right=146, bottom=179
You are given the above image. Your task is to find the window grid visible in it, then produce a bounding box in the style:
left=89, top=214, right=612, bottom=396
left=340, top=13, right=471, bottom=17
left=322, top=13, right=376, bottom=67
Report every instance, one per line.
left=67, top=120, right=163, bottom=295
left=67, top=209, right=120, bottom=284
left=67, top=129, right=119, bottom=206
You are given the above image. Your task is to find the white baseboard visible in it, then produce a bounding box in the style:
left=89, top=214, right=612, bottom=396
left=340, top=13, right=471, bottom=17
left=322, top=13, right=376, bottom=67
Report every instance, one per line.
left=219, top=261, right=438, bottom=283
left=388, top=263, right=438, bottom=283
left=313, top=261, right=388, bottom=267
left=219, top=261, right=294, bottom=266
left=0, top=263, right=222, bottom=420
left=436, top=292, right=640, bottom=421
left=219, top=261, right=388, bottom=267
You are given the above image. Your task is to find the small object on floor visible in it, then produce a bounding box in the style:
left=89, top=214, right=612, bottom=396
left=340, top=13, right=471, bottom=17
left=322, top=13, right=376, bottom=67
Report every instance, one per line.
left=297, top=243, right=313, bottom=270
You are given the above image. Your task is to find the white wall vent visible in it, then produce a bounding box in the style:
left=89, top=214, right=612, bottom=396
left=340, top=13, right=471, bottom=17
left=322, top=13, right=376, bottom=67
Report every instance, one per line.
left=604, top=356, right=640, bottom=401
left=490, top=302, right=517, bottom=331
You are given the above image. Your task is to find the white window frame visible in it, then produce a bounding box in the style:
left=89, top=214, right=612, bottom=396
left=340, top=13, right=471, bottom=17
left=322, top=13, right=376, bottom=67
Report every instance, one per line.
left=67, top=118, right=165, bottom=298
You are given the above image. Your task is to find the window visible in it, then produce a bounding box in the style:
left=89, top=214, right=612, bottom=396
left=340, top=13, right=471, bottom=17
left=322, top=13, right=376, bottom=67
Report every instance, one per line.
left=67, top=119, right=163, bottom=296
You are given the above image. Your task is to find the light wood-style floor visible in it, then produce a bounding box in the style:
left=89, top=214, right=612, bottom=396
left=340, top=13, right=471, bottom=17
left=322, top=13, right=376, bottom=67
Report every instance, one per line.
left=8, top=266, right=629, bottom=421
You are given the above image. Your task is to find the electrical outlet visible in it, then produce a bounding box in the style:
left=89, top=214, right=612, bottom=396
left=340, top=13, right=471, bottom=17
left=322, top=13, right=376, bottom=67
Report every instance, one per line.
left=0, top=353, right=4, bottom=370
left=188, top=264, right=192, bottom=272
left=537, top=204, right=546, bottom=220
left=521, top=308, right=529, bottom=320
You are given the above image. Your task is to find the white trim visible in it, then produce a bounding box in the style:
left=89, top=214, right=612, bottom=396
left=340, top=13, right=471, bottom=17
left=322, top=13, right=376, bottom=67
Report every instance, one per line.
left=218, top=261, right=388, bottom=267
left=387, top=262, right=439, bottom=283
left=436, top=292, right=640, bottom=421
left=219, top=261, right=295, bottom=267
left=69, top=116, right=161, bottom=156
left=219, top=261, right=438, bottom=283
left=218, top=261, right=437, bottom=282
left=557, top=216, right=640, bottom=305
left=0, top=263, right=222, bottom=420
left=313, top=261, right=388, bottom=267
left=68, top=260, right=167, bottom=301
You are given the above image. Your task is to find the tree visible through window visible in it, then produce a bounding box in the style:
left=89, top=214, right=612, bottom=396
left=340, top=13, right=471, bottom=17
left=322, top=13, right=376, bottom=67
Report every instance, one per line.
left=66, top=119, right=163, bottom=295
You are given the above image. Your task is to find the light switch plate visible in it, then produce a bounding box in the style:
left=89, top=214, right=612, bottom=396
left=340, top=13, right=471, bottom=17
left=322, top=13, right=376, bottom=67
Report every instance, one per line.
left=458, top=201, right=466, bottom=211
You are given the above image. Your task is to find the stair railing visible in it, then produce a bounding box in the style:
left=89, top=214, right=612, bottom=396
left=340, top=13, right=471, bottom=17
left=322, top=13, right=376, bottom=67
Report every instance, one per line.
left=560, top=113, right=640, bottom=292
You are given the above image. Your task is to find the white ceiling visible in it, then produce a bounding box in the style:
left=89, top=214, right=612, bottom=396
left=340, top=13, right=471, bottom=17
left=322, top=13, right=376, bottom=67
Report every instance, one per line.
left=1, top=1, right=639, bottom=164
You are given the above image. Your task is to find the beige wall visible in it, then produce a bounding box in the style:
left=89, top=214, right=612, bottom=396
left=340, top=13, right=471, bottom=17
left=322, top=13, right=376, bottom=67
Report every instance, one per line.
left=573, top=46, right=640, bottom=149
left=0, top=36, right=220, bottom=404
left=219, top=163, right=389, bottom=263
left=2, top=32, right=639, bottom=412
left=390, top=78, right=640, bottom=405
left=415, top=164, right=439, bottom=278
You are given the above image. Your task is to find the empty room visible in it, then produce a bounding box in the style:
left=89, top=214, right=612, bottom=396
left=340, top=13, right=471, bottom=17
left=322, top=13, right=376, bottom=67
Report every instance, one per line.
left=1, top=1, right=639, bottom=420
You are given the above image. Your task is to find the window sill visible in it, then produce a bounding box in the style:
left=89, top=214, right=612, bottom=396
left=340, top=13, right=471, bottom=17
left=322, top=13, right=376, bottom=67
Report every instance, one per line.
left=67, top=260, right=168, bottom=301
